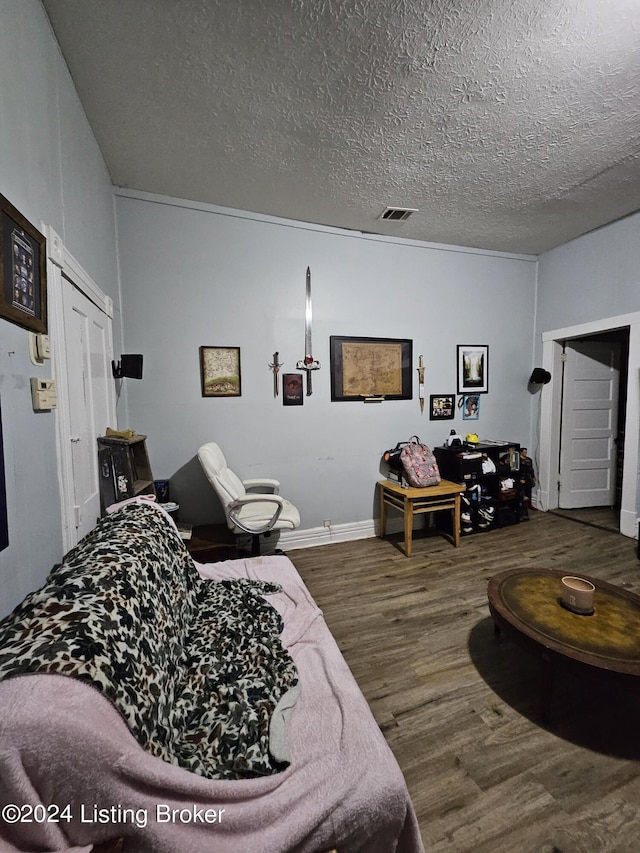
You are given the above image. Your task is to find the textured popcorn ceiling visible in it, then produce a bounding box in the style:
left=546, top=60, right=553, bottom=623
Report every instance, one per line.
left=42, top=0, right=640, bottom=254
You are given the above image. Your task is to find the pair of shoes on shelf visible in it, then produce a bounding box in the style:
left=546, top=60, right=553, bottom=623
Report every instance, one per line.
left=477, top=505, right=495, bottom=530
left=461, top=494, right=473, bottom=534
left=461, top=491, right=496, bottom=534
left=461, top=509, right=474, bottom=535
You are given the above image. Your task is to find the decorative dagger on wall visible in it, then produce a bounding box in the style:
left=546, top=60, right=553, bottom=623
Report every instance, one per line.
left=418, top=355, right=425, bottom=413
left=269, top=351, right=282, bottom=397
left=296, top=266, right=320, bottom=396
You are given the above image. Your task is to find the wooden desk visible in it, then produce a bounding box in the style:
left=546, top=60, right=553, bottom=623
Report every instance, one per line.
left=378, top=479, right=465, bottom=556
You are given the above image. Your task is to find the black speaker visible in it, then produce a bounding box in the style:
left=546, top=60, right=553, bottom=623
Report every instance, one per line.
left=529, top=367, right=551, bottom=385
left=121, top=354, right=143, bottom=379
left=112, top=354, right=143, bottom=379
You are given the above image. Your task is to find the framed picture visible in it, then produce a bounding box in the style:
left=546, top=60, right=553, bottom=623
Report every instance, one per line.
left=430, top=394, right=455, bottom=420
left=282, top=373, right=303, bottom=406
left=199, top=346, right=241, bottom=397
left=0, top=192, right=47, bottom=334
left=457, top=345, right=489, bottom=394
left=461, top=394, right=480, bottom=420
left=330, top=336, right=413, bottom=401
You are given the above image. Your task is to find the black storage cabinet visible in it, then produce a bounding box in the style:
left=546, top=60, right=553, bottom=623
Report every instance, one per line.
left=434, top=441, right=523, bottom=534
left=97, top=434, right=155, bottom=514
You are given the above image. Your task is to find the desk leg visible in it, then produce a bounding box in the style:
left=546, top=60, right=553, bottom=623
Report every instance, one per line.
left=404, top=497, right=413, bottom=557
left=453, top=493, right=460, bottom=548
left=379, top=487, right=387, bottom=539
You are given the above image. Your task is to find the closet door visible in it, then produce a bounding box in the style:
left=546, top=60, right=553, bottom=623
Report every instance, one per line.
left=47, top=226, right=116, bottom=551
left=61, top=276, right=114, bottom=541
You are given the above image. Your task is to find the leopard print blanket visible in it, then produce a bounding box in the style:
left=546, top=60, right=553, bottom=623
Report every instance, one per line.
left=0, top=502, right=298, bottom=780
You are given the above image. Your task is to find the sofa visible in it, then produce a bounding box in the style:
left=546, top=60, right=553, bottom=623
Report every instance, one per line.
left=0, top=499, right=424, bottom=853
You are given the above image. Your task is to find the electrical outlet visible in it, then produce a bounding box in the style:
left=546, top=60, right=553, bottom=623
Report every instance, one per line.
left=323, top=519, right=332, bottom=528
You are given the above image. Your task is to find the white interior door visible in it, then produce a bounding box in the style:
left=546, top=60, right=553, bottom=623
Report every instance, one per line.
left=46, top=223, right=116, bottom=551
left=61, top=276, right=114, bottom=540
left=559, top=341, right=620, bottom=508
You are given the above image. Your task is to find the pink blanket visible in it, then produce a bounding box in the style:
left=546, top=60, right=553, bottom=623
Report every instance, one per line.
left=0, top=555, right=423, bottom=853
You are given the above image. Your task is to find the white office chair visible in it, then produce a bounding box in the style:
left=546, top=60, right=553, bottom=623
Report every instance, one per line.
left=197, top=442, right=301, bottom=556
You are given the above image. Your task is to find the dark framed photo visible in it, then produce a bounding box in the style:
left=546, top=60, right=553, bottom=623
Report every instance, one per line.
left=330, top=335, right=413, bottom=401
left=430, top=394, right=455, bottom=420
left=457, top=345, right=489, bottom=394
left=282, top=373, right=303, bottom=406
left=0, top=192, right=47, bottom=334
left=199, top=346, right=241, bottom=397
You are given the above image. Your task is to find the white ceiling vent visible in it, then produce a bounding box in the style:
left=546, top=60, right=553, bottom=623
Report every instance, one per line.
left=378, top=206, right=418, bottom=222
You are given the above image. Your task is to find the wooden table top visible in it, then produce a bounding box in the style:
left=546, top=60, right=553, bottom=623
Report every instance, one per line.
left=378, top=478, right=465, bottom=498
left=488, top=567, right=640, bottom=675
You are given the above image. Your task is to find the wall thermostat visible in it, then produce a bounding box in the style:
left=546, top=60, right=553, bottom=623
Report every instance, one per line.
left=31, top=377, right=57, bottom=411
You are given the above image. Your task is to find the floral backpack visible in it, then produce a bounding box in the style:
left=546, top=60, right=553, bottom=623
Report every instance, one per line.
left=399, top=435, right=441, bottom=487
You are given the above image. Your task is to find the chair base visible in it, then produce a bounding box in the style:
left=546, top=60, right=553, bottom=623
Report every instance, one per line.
left=251, top=533, right=261, bottom=557
left=240, top=531, right=280, bottom=558
left=187, top=525, right=238, bottom=563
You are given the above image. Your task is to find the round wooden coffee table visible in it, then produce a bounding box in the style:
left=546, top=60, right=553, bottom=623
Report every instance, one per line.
left=487, top=567, right=640, bottom=720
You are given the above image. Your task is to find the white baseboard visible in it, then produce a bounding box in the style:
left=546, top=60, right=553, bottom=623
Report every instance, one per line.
left=531, top=490, right=549, bottom=512
left=279, top=519, right=376, bottom=551
left=620, top=508, right=637, bottom=539
left=278, top=515, right=411, bottom=551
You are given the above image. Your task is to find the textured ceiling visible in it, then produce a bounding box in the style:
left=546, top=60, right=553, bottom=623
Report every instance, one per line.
left=42, top=0, right=640, bottom=254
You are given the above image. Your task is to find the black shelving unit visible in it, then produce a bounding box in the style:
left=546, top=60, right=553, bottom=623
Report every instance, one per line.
left=97, top=434, right=155, bottom=514
left=434, top=441, right=523, bottom=535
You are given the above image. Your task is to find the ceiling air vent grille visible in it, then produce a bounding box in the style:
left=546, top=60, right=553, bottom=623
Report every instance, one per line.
left=378, top=206, right=418, bottom=222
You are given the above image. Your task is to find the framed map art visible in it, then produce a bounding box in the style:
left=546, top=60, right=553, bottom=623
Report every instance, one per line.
left=199, top=346, right=242, bottom=397
left=330, top=336, right=413, bottom=401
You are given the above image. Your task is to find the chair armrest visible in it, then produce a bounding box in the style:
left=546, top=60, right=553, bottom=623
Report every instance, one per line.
left=242, top=477, right=280, bottom=494
left=229, top=494, right=284, bottom=534
left=232, top=494, right=284, bottom=506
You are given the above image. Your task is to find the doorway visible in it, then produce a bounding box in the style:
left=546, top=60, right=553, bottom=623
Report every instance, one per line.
left=538, top=313, right=640, bottom=539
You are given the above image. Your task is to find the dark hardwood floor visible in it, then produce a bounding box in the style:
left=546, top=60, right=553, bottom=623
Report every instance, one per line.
left=550, top=507, right=621, bottom=534
left=288, top=510, right=640, bottom=853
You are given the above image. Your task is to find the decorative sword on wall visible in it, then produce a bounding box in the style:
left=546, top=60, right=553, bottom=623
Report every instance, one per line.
left=417, top=355, right=425, bottom=413
left=296, top=266, right=320, bottom=396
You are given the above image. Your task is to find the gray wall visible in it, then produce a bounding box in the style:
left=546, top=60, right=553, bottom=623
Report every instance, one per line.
left=536, top=212, right=640, bottom=338
left=533, top=212, right=640, bottom=525
left=0, top=0, right=120, bottom=618
left=115, top=193, right=538, bottom=532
